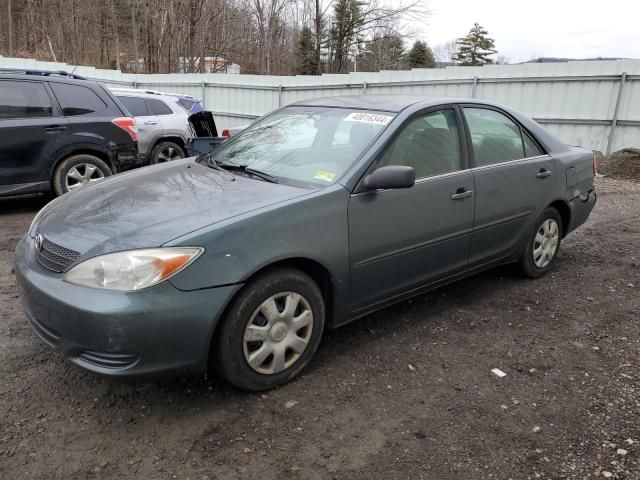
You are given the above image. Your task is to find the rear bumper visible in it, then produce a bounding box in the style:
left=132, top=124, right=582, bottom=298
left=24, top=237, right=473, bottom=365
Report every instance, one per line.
left=567, top=188, right=596, bottom=234
left=111, top=144, right=141, bottom=172
left=14, top=235, right=241, bottom=380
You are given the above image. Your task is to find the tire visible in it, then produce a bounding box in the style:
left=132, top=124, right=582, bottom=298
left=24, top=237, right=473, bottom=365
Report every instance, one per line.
left=519, top=207, right=563, bottom=278
left=149, top=141, right=185, bottom=165
left=213, top=268, right=326, bottom=391
left=52, top=154, right=112, bottom=196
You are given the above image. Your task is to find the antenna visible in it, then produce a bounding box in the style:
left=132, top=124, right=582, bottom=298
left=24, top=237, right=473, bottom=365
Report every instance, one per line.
left=70, top=65, right=78, bottom=75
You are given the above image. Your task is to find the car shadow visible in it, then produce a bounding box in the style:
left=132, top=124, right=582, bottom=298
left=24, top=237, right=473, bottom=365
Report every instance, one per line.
left=0, top=193, right=51, bottom=214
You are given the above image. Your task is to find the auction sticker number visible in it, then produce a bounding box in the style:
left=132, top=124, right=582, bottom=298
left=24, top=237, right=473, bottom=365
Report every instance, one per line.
left=345, top=112, right=393, bottom=125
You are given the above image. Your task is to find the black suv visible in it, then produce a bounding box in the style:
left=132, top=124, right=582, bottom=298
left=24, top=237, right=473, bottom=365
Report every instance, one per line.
left=0, top=70, right=139, bottom=197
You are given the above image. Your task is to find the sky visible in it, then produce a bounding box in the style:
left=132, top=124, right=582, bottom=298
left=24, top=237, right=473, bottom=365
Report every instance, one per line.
left=412, top=0, right=640, bottom=62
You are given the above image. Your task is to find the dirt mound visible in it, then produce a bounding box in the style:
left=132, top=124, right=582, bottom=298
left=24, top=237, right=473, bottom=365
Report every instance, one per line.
left=599, top=148, right=640, bottom=181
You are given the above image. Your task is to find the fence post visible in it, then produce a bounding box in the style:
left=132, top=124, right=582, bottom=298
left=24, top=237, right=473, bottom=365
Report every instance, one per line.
left=471, top=76, right=479, bottom=98
left=201, top=81, right=206, bottom=109
left=606, top=72, right=627, bottom=157
left=278, top=85, right=283, bottom=107
left=362, top=81, right=368, bottom=95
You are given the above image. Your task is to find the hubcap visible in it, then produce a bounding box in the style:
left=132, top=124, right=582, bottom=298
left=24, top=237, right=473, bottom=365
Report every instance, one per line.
left=156, top=146, right=183, bottom=163
left=243, top=292, right=313, bottom=375
left=533, top=218, right=559, bottom=268
left=65, top=163, right=105, bottom=191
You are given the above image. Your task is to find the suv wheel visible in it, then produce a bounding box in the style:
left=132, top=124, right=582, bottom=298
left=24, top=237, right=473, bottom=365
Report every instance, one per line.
left=149, top=141, right=185, bottom=164
left=214, top=268, right=326, bottom=391
left=53, top=154, right=112, bottom=196
left=519, top=207, right=563, bottom=278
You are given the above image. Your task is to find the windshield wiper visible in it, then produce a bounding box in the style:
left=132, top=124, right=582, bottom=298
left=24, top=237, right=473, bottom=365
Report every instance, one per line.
left=219, top=164, right=279, bottom=184
left=196, top=151, right=225, bottom=172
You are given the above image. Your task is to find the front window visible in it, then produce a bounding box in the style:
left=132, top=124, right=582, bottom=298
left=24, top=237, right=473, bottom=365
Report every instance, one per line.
left=211, top=106, right=394, bottom=186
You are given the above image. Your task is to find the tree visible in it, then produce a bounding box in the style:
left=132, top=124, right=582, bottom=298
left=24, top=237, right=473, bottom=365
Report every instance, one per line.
left=358, top=32, right=405, bottom=72
left=453, top=23, right=496, bottom=66
left=433, top=39, right=457, bottom=64
left=296, top=26, right=317, bottom=75
left=405, top=40, right=435, bottom=68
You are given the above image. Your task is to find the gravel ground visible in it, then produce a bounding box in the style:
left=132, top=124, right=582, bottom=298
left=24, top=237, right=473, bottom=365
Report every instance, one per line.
left=1, top=177, right=639, bottom=480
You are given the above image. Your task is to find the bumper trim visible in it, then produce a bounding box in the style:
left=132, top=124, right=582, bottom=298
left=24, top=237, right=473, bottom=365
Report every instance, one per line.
left=26, top=309, right=61, bottom=347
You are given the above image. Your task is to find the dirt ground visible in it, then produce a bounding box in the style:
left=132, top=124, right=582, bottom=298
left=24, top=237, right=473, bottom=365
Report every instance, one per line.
left=1, top=177, right=639, bottom=480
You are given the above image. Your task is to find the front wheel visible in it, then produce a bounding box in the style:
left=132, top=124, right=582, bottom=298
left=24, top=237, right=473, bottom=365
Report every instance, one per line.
left=213, top=268, right=325, bottom=391
left=519, top=207, right=563, bottom=278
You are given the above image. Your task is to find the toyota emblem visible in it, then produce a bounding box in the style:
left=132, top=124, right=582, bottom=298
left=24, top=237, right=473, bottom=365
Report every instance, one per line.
left=35, top=234, right=44, bottom=251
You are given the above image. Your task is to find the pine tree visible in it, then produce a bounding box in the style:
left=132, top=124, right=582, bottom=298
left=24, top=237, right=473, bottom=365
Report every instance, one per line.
left=358, top=33, right=406, bottom=71
left=405, top=40, right=436, bottom=68
left=453, top=23, right=497, bottom=66
left=329, top=0, right=365, bottom=73
left=296, top=26, right=318, bottom=75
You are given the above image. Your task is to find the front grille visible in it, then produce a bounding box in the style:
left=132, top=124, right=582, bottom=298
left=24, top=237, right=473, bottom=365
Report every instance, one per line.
left=34, top=236, right=80, bottom=273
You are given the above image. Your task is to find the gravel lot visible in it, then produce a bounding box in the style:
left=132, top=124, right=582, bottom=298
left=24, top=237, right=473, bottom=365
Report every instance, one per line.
left=1, top=177, right=639, bottom=480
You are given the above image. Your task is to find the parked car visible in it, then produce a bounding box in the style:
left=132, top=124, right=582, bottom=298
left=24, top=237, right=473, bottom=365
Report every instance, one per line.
left=16, top=96, right=596, bottom=391
left=111, top=88, right=203, bottom=164
left=0, top=69, right=139, bottom=197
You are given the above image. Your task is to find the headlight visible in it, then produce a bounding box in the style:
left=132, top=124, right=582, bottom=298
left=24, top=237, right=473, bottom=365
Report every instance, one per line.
left=63, top=247, right=203, bottom=291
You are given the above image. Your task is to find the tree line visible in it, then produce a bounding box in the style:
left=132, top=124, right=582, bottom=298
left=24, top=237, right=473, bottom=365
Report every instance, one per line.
left=0, top=0, right=499, bottom=75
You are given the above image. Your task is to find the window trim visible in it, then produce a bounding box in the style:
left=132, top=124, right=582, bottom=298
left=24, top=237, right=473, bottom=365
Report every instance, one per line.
left=0, top=79, right=58, bottom=120
left=353, top=104, right=469, bottom=194
left=459, top=104, right=548, bottom=169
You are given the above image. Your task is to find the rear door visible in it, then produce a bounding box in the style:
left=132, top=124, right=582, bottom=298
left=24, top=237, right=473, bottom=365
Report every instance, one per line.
left=0, top=79, right=67, bottom=191
left=462, top=106, right=554, bottom=265
left=348, top=107, right=475, bottom=312
left=116, top=95, right=156, bottom=155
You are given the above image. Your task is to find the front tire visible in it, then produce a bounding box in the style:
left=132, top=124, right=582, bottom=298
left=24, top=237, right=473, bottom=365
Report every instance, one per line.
left=213, top=268, right=325, bottom=391
left=519, top=207, right=563, bottom=278
left=52, top=154, right=112, bottom=196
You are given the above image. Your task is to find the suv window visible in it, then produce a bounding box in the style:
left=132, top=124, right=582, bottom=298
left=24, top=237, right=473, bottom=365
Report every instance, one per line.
left=50, top=83, right=107, bottom=116
left=177, top=98, right=195, bottom=111
left=146, top=98, right=173, bottom=116
left=117, top=96, right=149, bottom=116
left=378, top=109, right=461, bottom=179
left=464, top=107, right=542, bottom=167
left=0, top=80, right=53, bottom=119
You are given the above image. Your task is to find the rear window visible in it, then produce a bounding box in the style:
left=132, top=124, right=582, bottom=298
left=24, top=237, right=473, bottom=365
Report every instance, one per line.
left=0, top=80, right=53, bottom=119
left=177, top=98, right=196, bottom=111
left=50, top=83, right=107, bottom=116
left=146, top=98, right=173, bottom=116
left=117, top=96, right=149, bottom=116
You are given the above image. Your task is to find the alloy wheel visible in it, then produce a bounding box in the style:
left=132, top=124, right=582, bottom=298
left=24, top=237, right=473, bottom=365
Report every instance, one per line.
left=156, top=146, right=183, bottom=163
left=65, top=163, right=105, bottom=191
left=243, top=292, right=314, bottom=375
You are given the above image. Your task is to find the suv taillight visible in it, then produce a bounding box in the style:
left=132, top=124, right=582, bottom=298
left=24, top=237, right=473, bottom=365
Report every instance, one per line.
left=112, top=117, right=138, bottom=142
left=592, top=152, right=599, bottom=176
left=221, top=129, right=230, bottom=138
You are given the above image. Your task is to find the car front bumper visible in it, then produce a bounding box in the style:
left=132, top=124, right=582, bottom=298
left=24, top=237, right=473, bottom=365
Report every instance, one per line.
left=14, top=235, right=241, bottom=380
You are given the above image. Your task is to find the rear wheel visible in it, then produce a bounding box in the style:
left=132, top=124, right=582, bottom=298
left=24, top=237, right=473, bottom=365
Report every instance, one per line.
left=52, top=154, right=112, bottom=196
left=519, top=207, right=562, bottom=278
left=149, top=141, right=185, bottom=164
left=213, top=268, right=325, bottom=391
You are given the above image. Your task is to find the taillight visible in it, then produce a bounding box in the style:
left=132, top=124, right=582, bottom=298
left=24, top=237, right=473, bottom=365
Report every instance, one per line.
left=221, top=129, right=230, bottom=138
left=112, top=117, right=138, bottom=142
left=592, top=152, right=599, bottom=176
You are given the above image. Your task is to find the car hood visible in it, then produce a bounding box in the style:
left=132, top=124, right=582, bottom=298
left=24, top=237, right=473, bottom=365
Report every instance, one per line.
left=34, top=159, right=313, bottom=258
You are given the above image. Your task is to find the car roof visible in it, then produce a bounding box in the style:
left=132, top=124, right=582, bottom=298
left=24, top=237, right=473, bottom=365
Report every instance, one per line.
left=110, top=88, right=200, bottom=102
left=292, top=95, right=518, bottom=113
left=0, top=71, right=97, bottom=85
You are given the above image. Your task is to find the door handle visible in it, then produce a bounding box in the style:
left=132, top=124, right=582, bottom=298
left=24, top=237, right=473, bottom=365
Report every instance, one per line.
left=144, top=121, right=158, bottom=125
left=536, top=168, right=552, bottom=179
left=451, top=189, right=473, bottom=200
left=44, top=126, right=67, bottom=133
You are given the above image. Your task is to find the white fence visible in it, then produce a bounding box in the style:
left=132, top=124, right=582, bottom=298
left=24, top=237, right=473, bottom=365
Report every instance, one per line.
left=2, top=56, right=639, bottom=155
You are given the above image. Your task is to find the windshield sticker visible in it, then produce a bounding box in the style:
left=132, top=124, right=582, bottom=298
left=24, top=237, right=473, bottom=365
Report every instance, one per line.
left=345, top=112, right=393, bottom=125
left=313, top=170, right=336, bottom=182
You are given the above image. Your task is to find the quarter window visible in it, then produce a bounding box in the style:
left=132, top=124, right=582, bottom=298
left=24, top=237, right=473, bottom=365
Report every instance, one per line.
left=377, top=109, right=461, bottom=179
left=0, top=80, right=53, bottom=119
left=464, top=108, right=542, bottom=167
left=50, top=83, right=107, bottom=116
left=146, top=98, right=174, bottom=116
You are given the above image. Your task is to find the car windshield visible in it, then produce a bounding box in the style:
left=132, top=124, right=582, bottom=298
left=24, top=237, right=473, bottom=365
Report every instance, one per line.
left=211, top=106, right=394, bottom=186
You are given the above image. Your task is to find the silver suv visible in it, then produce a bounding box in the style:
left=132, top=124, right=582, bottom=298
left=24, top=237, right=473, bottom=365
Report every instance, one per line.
left=111, top=88, right=201, bottom=164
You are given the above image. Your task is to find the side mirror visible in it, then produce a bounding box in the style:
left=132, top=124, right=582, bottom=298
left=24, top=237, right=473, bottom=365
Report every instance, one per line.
left=363, top=166, right=415, bottom=190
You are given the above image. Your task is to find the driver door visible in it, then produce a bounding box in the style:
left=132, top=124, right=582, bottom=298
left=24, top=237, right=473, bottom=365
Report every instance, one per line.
left=347, top=107, right=475, bottom=313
